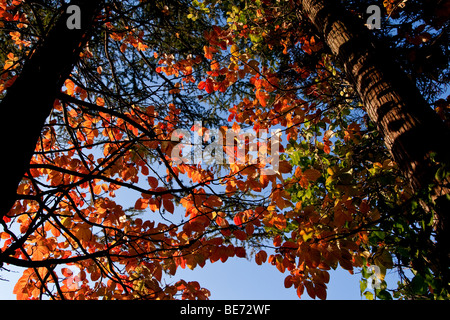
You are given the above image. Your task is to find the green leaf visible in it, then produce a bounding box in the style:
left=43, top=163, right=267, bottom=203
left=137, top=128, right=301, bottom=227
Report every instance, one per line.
left=361, top=266, right=371, bottom=279
left=373, top=230, right=385, bottom=240
left=249, top=33, right=262, bottom=44
left=360, top=279, right=368, bottom=294
left=435, top=165, right=449, bottom=182
left=411, top=275, right=428, bottom=295
left=376, top=290, right=392, bottom=300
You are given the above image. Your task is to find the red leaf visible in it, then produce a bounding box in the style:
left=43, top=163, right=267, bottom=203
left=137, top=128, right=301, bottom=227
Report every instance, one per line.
left=233, top=215, right=243, bottom=227
left=315, top=283, right=327, bottom=300
left=91, top=270, right=101, bottom=282
left=297, top=284, right=305, bottom=299
left=245, top=223, right=254, bottom=236
left=255, top=250, right=267, bottom=265
left=235, top=247, right=246, bottom=258
left=205, top=79, right=214, bottom=94
left=233, top=229, right=247, bottom=241
left=148, top=176, right=159, bottom=189
left=163, top=199, right=174, bottom=214
left=198, top=81, right=206, bottom=90
left=284, top=275, right=294, bottom=288
left=61, top=268, right=73, bottom=277
left=305, top=281, right=316, bottom=299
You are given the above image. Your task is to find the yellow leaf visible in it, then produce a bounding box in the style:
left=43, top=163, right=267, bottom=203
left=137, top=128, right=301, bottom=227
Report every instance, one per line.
left=327, top=167, right=335, bottom=175
left=230, top=44, right=239, bottom=56
left=61, top=216, right=73, bottom=228
left=137, top=42, right=149, bottom=52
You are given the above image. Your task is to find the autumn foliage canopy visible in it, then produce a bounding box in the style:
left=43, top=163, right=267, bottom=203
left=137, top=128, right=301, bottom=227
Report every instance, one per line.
left=0, top=0, right=449, bottom=300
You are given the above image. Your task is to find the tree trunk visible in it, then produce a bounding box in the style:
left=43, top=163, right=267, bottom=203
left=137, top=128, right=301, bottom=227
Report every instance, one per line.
left=300, top=0, right=450, bottom=283
left=0, top=0, right=103, bottom=218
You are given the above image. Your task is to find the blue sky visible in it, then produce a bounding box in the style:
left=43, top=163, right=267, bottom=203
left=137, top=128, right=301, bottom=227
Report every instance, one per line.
left=172, top=257, right=365, bottom=300
left=0, top=256, right=365, bottom=300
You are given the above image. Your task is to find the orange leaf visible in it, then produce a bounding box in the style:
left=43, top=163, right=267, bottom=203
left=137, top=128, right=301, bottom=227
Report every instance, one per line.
left=294, top=167, right=302, bottom=179
left=51, top=226, right=61, bottom=237
left=96, top=97, right=105, bottom=107
left=198, top=80, right=206, bottom=90
left=134, top=198, right=148, bottom=210
left=14, top=269, right=35, bottom=299
left=91, top=270, right=101, bottom=282
left=203, top=46, right=216, bottom=59
left=76, top=225, right=92, bottom=242
left=93, top=184, right=102, bottom=195
left=216, top=216, right=229, bottom=228
left=255, top=90, right=269, bottom=107
left=205, top=195, right=223, bottom=208
left=141, top=164, right=149, bottom=176
left=210, top=60, right=220, bottom=71
left=65, top=79, right=75, bottom=96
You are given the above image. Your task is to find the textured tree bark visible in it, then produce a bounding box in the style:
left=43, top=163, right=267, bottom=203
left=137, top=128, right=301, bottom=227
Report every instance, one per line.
left=300, top=0, right=450, bottom=282
left=0, top=1, right=103, bottom=218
